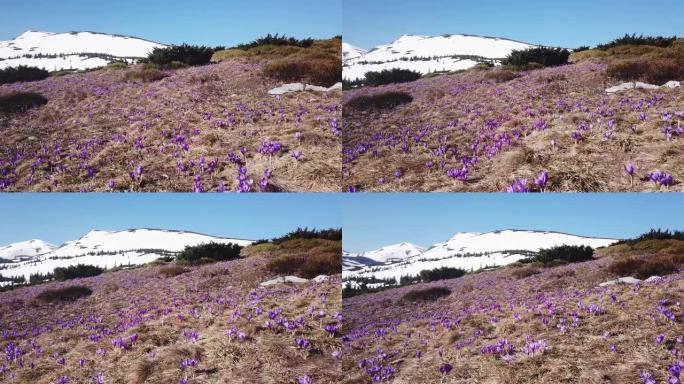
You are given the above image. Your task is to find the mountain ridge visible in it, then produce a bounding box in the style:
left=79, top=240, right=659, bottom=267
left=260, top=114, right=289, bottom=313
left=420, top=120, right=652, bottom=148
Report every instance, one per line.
left=343, top=33, right=537, bottom=81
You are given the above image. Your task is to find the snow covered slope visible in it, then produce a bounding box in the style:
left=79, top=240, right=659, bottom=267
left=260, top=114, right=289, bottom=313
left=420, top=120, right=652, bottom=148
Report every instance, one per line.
left=0, top=239, right=55, bottom=262
left=342, top=251, right=379, bottom=270
left=342, top=42, right=367, bottom=61
left=358, top=242, right=425, bottom=263
left=343, top=34, right=536, bottom=81
left=421, top=229, right=616, bottom=260
left=0, top=229, right=253, bottom=281
left=0, top=30, right=166, bottom=71
left=343, top=229, right=617, bottom=283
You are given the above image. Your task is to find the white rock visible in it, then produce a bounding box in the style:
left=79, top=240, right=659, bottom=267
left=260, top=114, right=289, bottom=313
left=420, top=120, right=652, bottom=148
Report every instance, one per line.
left=312, top=275, right=330, bottom=282
left=599, top=276, right=642, bottom=287
left=663, top=81, right=681, bottom=89
left=606, top=82, right=659, bottom=94
left=645, top=276, right=662, bottom=283
left=327, top=82, right=342, bottom=91
left=268, top=83, right=336, bottom=95
left=260, top=276, right=309, bottom=286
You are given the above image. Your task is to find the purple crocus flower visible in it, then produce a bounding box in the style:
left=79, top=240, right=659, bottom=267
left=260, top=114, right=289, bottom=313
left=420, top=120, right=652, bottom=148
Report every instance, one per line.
left=298, top=375, right=313, bottom=384
left=439, top=363, right=453, bottom=375
left=506, top=178, right=529, bottom=193
left=534, top=171, right=549, bottom=192
left=394, top=169, right=403, bottom=179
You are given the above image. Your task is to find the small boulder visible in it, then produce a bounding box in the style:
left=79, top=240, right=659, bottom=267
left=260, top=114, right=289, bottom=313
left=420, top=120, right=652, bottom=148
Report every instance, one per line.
left=260, top=276, right=309, bottom=286
left=663, top=81, right=681, bottom=89
left=599, top=276, right=642, bottom=287
left=268, top=83, right=335, bottom=95
left=606, top=82, right=659, bottom=94
left=644, top=276, right=662, bottom=283
left=312, top=275, right=330, bottom=282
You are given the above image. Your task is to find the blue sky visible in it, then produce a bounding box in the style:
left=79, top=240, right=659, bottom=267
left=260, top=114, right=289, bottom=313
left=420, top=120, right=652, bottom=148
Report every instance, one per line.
left=342, top=193, right=684, bottom=253
left=344, top=0, right=684, bottom=49
left=0, top=194, right=341, bottom=245
left=0, top=0, right=341, bottom=46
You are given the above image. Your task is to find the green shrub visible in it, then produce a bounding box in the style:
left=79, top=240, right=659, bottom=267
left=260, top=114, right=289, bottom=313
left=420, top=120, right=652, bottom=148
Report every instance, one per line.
left=531, top=245, right=594, bottom=264
left=176, top=242, right=243, bottom=263
left=402, top=287, right=451, bottom=302
left=502, top=47, right=570, bottom=67
left=419, top=267, right=466, bottom=282
left=574, top=46, right=591, bottom=52
left=123, top=68, right=167, bottom=82
left=36, top=286, right=92, bottom=302
left=597, top=34, right=678, bottom=50
left=364, top=68, right=422, bottom=86
left=614, top=229, right=684, bottom=246
left=234, top=33, right=314, bottom=50
left=0, top=65, right=49, bottom=84
left=54, top=264, right=104, bottom=281
left=147, top=44, right=214, bottom=67
left=271, top=227, right=342, bottom=244
left=344, top=91, right=413, bottom=111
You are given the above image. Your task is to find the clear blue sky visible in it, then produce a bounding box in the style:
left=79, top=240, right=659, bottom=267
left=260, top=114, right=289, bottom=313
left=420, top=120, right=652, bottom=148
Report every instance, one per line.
left=0, top=0, right=341, bottom=46
left=342, top=193, right=684, bottom=253
left=0, top=194, right=341, bottom=245
left=344, top=0, right=684, bottom=49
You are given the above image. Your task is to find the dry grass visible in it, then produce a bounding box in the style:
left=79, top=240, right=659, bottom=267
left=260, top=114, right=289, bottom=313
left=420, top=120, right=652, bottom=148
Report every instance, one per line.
left=401, top=286, right=451, bottom=302
left=342, top=240, right=684, bottom=383
left=262, top=239, right=342, bottom=278
left=34, top=285, right=92, bottom=303
left=0, top=53, right=341, bottom=192
left=484, top=69, right=519, bottom=83
left=342, top=61, right=684, bottom=192
left=0, top=242, right=342, bottom=384
left=123, top=68, right=168, bottom=82
left=158, top=264, right=189, bottom=277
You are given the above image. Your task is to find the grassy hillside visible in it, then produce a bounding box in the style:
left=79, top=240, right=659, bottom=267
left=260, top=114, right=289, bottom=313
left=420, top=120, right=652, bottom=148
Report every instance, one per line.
left=0, top=40, right=341, bottom=192
left=0, top=240, right=342, bottom=383
left=342, top=43, right=684, bottom=192
left=342, top=238, right=684, bottom=383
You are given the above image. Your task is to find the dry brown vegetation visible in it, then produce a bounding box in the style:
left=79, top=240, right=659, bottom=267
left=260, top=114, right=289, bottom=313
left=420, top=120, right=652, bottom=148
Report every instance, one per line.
left=344, top=91, right=413, bottom=111
left=34, top=285, right=92, bottom=303
left=0, top=239, right=342, bottom=384
left=215, top=38, right=342, bottom=87
left=484, top=69, right=519, bottom=83
left=343, top=238, right=684, bottom=383
left=401, top=286, right=451, bottom=302
left=158, top=264, right=190, bottom=277
left=250, top=238, right=341, bottom=279
left=123, top=68, right=169, bottom=82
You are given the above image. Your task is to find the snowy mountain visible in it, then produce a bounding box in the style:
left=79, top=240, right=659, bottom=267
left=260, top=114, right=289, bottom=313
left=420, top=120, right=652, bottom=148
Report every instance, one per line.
left=342, top=42, right=367, bottom=61
left=342, top=251, right=379, bottom=270
left=343, top=33, right=536, bottom=81
left=0, top=228, right=253, bottom=282
left=357, top=242, right=425, bottom=263
left=343, top=229, right=617, bottom=283
left=0, top=239, right=56, bottom=262
left=0, top=30, right=166, bottom=71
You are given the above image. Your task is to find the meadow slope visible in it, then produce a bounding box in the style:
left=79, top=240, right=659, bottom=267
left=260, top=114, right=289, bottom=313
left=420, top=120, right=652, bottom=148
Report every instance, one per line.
left=0, top=244, right=342, bottom=383
left=342, top=62, right=684, bottom=192
left=0, top=58, right=341, bottom=192
left=342, top=240, right=684, bottom=383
